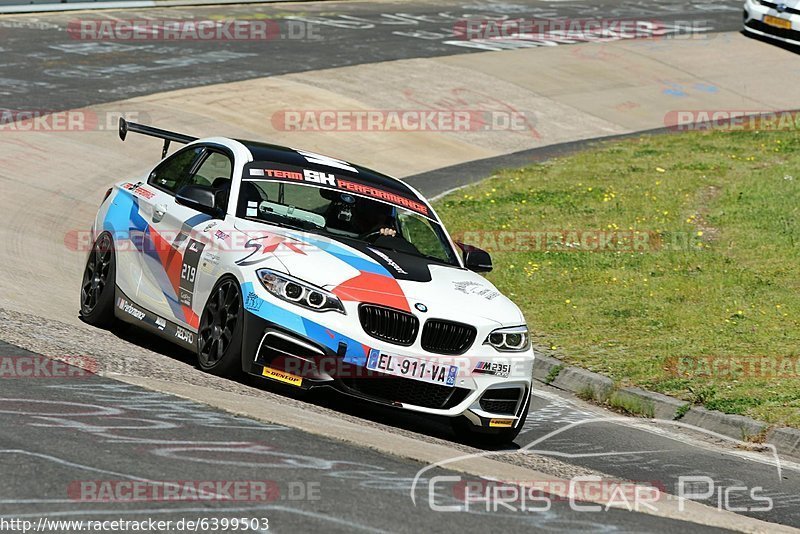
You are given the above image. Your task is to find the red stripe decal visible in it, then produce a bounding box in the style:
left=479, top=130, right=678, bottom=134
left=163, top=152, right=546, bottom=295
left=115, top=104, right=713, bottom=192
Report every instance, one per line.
left=332, top=272, right=410, bottom=312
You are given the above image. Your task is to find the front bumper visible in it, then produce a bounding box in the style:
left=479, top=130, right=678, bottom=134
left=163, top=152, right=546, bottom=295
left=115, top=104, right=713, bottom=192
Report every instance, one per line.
left=241, top=288, right=533, bottom=430
left=743, top=0, right=800, bottom=47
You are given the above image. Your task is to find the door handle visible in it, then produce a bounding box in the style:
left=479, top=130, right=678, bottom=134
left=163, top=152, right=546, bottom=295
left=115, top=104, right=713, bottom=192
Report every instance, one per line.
left=153, top=203, right=167, bottom=223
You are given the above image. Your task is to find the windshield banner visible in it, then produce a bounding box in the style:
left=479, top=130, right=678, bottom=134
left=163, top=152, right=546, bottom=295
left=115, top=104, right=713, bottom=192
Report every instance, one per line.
left=243, top=162, right=431, bottom=217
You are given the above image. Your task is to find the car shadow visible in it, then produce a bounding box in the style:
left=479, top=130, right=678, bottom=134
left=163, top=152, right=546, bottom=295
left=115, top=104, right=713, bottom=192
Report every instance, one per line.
left=243, top=375, right=523, bottom=451
left=741, top=29, right=800, bottom=54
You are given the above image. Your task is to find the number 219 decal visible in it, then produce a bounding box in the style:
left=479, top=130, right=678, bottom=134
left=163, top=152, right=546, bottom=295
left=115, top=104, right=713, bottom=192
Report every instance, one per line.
left=179, top=239, right=205, bottom=307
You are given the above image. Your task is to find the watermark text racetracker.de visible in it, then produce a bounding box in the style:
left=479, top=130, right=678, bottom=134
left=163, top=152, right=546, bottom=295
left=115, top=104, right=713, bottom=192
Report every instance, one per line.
left=0, top=355, right=99, bottom=378
left=0, top=110, right=148, bottom=132
left=449, top=229, right=706, bottom=253
left=667, top=355, right=800, bottom=379
left=271, top=109, right=532, bottom=132
left=254, top=353, right=530, bottom=380
left=453, top=17, right=712, bottom=41
left=665, top=110, right=800, bottom=131
left=64, top=228, right=707, bottom=258
left=67, top=479, right=320, bottom=502
left=66, top=18, right=320, bottom=41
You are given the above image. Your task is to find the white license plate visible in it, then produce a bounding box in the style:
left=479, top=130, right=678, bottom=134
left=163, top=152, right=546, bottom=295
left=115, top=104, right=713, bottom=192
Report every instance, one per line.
left=366, top=350, right=458, bottom=387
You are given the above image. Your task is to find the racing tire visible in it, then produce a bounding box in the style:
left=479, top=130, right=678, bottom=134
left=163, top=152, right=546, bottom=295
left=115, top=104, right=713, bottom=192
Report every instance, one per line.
left=451, top=395, right=531, bottom=448
left=197, top=276, right=244, bottom=377
left=79, top=232, right=117, bottom=328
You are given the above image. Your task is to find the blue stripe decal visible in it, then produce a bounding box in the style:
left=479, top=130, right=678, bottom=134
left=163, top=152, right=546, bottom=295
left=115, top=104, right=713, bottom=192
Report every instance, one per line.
left=242, top=282, right=369, bottom=365
left=103, top=190, right=186, bottom=323
left=103, top=190, right=148, bottom=240
left=286, top=233, right=389, bottom=277
left=243, top=282, right=307, bottom=335
left=185, top=212, right=213, bottom=228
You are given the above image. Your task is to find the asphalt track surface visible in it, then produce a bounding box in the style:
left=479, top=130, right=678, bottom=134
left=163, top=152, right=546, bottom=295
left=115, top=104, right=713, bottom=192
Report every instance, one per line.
left=0, top=0, right=745, bottom=111
left=2, top=0, right=799, bottom=532
left=0, top=341, right=733, bottom=534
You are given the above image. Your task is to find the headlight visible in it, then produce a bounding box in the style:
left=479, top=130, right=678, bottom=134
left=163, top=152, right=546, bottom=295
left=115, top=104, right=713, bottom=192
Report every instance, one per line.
left=256, top=269, right=345, bottom=314
left=485, top=325, right=529, bottom=352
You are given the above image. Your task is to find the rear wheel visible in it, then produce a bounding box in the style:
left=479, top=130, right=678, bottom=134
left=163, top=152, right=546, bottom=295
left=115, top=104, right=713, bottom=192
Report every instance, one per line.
left=197, top=277, right=243, bottom=376
left=79, top=232, right=116, bottom=328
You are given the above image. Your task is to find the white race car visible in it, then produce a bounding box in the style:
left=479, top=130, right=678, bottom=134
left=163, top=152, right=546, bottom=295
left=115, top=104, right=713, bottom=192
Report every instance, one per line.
left=80, top=119, right=534, bottom=444
left=744, top=0, right=800, bottom=47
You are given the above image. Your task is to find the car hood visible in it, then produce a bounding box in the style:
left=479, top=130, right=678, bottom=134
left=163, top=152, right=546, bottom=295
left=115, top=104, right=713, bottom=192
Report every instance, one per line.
left=233, top=221, right=524, bottom=325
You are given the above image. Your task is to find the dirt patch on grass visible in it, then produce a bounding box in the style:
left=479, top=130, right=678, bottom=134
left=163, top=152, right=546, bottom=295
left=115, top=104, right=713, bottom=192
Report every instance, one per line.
left=688, top=184, right=722, bottom=242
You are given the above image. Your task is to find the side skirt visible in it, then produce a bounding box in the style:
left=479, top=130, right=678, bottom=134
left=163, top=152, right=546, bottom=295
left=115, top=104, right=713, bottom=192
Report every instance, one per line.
left=113, top=286, right=197, bottom=352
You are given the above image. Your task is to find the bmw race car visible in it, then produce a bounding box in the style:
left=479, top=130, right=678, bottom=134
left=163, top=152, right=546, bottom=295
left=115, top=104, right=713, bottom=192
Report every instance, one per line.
left=744, top=0, right=800, bottom=47
left=80, top=119, right=534, bottom=444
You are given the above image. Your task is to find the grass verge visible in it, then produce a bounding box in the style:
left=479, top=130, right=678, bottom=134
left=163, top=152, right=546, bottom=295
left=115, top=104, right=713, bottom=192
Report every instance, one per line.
left=435, top=129, right=800, bottom=427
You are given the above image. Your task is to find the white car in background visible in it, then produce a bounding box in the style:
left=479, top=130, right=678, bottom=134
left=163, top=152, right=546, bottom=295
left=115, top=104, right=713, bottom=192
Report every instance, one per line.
left=744, top=0, right=800, bottom=46
left=79, top=119, right=534, bottom=446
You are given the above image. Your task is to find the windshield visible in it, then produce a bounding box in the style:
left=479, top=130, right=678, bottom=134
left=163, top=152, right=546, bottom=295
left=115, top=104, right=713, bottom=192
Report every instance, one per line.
left=237, top=178, right=459, bottom=266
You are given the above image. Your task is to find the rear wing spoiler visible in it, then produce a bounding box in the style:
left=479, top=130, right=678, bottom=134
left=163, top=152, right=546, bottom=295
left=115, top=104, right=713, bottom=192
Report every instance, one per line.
left=118, top=118, right=198, bottom=158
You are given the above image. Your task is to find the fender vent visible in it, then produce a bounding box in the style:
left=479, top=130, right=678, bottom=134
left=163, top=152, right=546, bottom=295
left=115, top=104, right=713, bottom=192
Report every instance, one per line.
left=479, top=387, right=523, bottom=415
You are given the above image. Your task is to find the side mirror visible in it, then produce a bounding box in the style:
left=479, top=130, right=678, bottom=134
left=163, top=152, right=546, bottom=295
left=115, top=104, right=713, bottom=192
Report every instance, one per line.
left=176, top=185, right=218, bottom=216
left=456, top=242, right=493, bottom=273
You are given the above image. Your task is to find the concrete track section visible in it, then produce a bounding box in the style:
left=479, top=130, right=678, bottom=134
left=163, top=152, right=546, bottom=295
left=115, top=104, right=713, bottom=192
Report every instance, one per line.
left=2, top=32, right=800, bottom=324
left=0, top=340, right=752, bottom=534
left=1, top=312, right=799, bottom=531
left=0, top=0, right=744, bottom=110
left=2, top=3, right=800, bottom=533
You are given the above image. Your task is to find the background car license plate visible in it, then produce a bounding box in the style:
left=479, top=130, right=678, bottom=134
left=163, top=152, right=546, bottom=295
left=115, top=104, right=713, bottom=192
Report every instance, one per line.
left=764, top=15, right=792, bottom=29
left=367, top=350, right=458, bottom=387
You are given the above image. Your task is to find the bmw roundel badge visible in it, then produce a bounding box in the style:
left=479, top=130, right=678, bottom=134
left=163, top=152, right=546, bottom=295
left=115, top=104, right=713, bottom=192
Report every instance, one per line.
left=415, top=303, right=428, bottom=313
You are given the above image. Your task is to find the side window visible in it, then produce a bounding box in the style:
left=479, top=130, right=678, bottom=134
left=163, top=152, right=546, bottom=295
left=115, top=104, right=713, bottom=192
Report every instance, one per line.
left=236, top=181, right=276, bottom=219
left=191, top=151, right=233, bottom=188
left=148, top=147, right=203, bottom=194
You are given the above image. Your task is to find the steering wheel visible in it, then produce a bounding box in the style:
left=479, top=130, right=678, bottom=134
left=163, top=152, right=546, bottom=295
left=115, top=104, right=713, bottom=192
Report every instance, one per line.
left=361, top=230, right=385, bottom=242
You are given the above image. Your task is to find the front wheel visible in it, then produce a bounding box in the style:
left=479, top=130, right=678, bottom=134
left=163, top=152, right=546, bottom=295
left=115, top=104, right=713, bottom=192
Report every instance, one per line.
left=79, top=232, right=117, bottom=328
left=197, top=277, right=243, bottom=376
